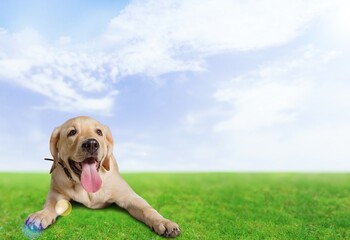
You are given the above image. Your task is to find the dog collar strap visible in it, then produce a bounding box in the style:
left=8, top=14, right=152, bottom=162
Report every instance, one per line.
left=44, top=158, right=73, bottom=181
left=58, top=159, right=73, bottom=181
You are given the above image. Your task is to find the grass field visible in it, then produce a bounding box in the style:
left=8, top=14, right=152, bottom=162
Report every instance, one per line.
left=1, top=173, right=350, bottom=239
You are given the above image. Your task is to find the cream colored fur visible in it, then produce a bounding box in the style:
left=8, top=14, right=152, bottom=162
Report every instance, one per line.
left=26, top=116, right=180, bottom=237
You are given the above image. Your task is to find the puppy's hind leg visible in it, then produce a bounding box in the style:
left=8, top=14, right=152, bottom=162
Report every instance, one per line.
left=25, top=190, right=69, bottom=230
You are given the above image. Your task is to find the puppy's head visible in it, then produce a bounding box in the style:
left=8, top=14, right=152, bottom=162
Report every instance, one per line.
left=50, top=116, right=113, bottom=193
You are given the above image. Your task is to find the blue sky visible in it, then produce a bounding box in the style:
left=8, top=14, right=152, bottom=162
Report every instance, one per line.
left=1, top=0, right=350, bottom=171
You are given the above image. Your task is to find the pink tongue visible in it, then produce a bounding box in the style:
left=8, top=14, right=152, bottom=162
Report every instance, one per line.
left=80, top=160, right=102, bottom=193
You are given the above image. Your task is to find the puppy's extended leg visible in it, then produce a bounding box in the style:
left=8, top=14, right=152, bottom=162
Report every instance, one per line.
left=25, top=190, right=69, bottom=230
left=114, top=178, right=181, bottom=237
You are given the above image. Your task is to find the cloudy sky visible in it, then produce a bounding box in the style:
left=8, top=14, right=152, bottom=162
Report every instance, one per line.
left=0, top=0, right=350, bottom=172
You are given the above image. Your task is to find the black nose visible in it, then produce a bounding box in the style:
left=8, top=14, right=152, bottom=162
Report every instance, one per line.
left=82, top=138, right=99, bottom=154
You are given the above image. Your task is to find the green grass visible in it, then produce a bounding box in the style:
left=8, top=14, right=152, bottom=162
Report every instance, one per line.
left=1, top=173, right=350, bottom=239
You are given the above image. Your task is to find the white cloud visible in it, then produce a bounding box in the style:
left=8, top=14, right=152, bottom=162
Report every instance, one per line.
left=229, top=122, right=350, bottom=171
left=1, top=1, right=350, bottom=172
left=106, top=0, right=328, bottom=51
left=0, top=29, right=118, bottom=115
left=212, top=46, right=335, bottom=131
left=117, top=142, right=158, bottom=171
left=214, top=82, right=309, bottom=131
left=320, top=0, right=350, bottom=46
left=102, top=0, right=329, bottom=75
left=0, top=1, right=330, bottom=114
left=56, top=36, right=72, bottom=45
left=174, top=44, right=350, bottom=171
left=0, top=125, right=52, bottom=172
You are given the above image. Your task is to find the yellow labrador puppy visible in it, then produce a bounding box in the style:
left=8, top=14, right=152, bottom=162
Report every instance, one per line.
left=25, top=116, right=180, bottom=237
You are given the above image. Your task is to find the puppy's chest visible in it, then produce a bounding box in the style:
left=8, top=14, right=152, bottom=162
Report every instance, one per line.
left=69, top=184, right=111, bottom=209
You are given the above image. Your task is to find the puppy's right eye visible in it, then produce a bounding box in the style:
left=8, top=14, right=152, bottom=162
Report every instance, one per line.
left=68, top=129, right=77, bottom=137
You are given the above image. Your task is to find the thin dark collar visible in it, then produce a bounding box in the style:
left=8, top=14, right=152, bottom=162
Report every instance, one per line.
left=44, top=158, right=74, bottom=181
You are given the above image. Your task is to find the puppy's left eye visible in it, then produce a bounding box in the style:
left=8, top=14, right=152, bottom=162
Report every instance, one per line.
left=68, top=129, right=77, bottom=137
left=96, top=129, right=103, bottom=136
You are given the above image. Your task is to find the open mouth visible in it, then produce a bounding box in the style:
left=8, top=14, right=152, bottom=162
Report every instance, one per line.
left=68, top=157, right=101, bottom=177
left=68, top=157, right=102, bottom=193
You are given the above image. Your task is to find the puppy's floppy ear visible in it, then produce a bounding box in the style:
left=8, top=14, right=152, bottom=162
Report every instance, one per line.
left=49, top=126, right=61, bottom=173
left=102, top=125, right=114, bottom=171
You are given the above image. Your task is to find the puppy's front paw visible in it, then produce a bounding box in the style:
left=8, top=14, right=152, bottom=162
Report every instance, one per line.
left=152, top=219, right=181, bottom=238
left=25, top=210, right=56, bottom=230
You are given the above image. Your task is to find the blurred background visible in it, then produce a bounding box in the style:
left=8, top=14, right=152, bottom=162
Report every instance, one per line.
left=0, top=0, right=349, bottom=172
